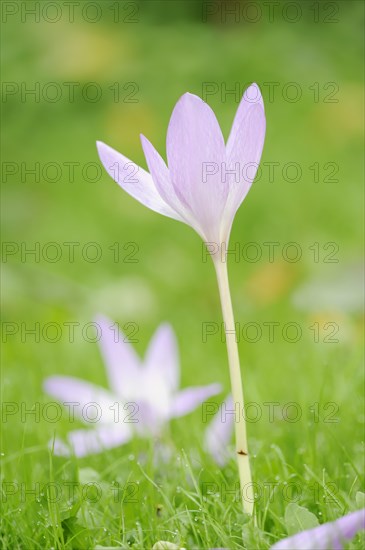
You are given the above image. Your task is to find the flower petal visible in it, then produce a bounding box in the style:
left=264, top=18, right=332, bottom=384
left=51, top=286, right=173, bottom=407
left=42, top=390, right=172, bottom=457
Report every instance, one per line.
left=96, top=141, right=181, bottom=221
left=144, top=323, right=180, bottom=393
left=140, top=135, right=188, bottom=225
left=50, top=437, right=70, bottom=457
left=222, top=84, right=266, bottom=240
left=204, top=395, right=234, bottom=466
left=226, top=83, right=264, bottom=154
left=43, top=376, right=117, bottom=424
left=271, top=508, right=365, bottom=550
left=133, top=401, right=167, bottom=436
left=170, top=383, right=222, bottom=418
left=95, top=314, right=141, bottom=399
left=166, top=93, right=227, bottom=242
left=52, top=424, right=132, bottom=457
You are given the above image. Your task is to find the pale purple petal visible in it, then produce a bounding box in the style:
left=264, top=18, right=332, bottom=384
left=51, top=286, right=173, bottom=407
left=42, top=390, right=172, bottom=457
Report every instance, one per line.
left=133, top=401, right=166, bottom=437
left=56, top=424, right=133, bottom=457
left=222, top=84, right=266, bottom=240
left=96, top=141, right=181, bottom=221
left=170, top=383, right=222, bottom=418
left=204, top=395, right=234, bottom=466
left=271, top=508, right=365, bottom=550
left=50, top=437, right=70, bottom=457
left=226, top=83, right=264, bottom=154
left=95, top=314, right=141, bottom=399
left=144, top=323, right=180, bottom=393
left=43, top=376, right=117, bottom=424
left=140, top=135, right=188, bottom=225
left=166, top=93, right=227, bottom=242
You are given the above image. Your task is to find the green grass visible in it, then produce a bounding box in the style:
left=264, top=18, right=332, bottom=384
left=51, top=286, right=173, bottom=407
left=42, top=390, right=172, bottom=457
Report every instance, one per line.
left=1, top=403, right=364, bottom=549
left=1, top=1, right=364, bottom=548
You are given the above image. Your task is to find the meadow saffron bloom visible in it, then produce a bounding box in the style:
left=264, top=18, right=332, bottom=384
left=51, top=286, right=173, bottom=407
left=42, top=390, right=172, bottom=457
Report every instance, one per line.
left=271, top=508, right=365, bottom=549
left=44, top=316, right=221, bottom=457
left=97, top=85, right=266, bottom=515
left=97, top=83, right=265, bottom=245
left=204, top=395, right=234, bottom=466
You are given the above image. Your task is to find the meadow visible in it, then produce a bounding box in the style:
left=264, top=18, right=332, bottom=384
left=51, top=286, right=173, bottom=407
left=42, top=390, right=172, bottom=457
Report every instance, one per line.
left=1, top=1, right=364, bottom=548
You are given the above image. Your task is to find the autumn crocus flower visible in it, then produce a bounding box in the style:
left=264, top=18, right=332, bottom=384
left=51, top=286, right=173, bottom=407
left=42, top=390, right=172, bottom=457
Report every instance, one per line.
left=97, top=84, right=266, bottom=515
left=44, top=316, right=221, bottom=457
left=271, top=508, right=365, bottom=550
left=204, top=395, right=234, bottom=467
left=97, top=84, right=265, bottom=245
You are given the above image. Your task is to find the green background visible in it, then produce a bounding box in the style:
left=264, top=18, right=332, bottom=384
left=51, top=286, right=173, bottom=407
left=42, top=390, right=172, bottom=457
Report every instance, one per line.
left=1, top=1, right=364, bottom=548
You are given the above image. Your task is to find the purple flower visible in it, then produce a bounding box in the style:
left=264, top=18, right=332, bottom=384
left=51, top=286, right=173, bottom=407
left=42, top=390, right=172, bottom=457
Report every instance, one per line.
left=44, top=316, right=221, bottom=457
left=204, top=395, right=234, bottom=466
left=271, top=508, right=365, bottom=550
left=97, top=84, right=265, bottom=245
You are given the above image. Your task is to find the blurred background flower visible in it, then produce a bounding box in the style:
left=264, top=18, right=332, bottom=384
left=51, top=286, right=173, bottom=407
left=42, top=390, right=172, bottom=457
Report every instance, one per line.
left=271, top=507, right=365, bottom=550
left=204, top=395, right=234, bottom=466
left=44, top=317, right=221, bottom=456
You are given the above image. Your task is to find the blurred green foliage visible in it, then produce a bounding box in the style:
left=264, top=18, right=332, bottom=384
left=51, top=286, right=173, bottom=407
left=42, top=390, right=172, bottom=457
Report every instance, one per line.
left=1, top=0, right=364, bottom=546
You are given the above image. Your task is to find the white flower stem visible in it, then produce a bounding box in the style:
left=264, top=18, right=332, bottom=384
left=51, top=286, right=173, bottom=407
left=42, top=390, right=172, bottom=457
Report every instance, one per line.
left=213, top=256, right=254, bottom=516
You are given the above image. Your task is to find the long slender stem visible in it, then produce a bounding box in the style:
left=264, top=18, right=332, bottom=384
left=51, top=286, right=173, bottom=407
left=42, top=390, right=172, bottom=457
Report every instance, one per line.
left=213, top=256, right=254, bottom=516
